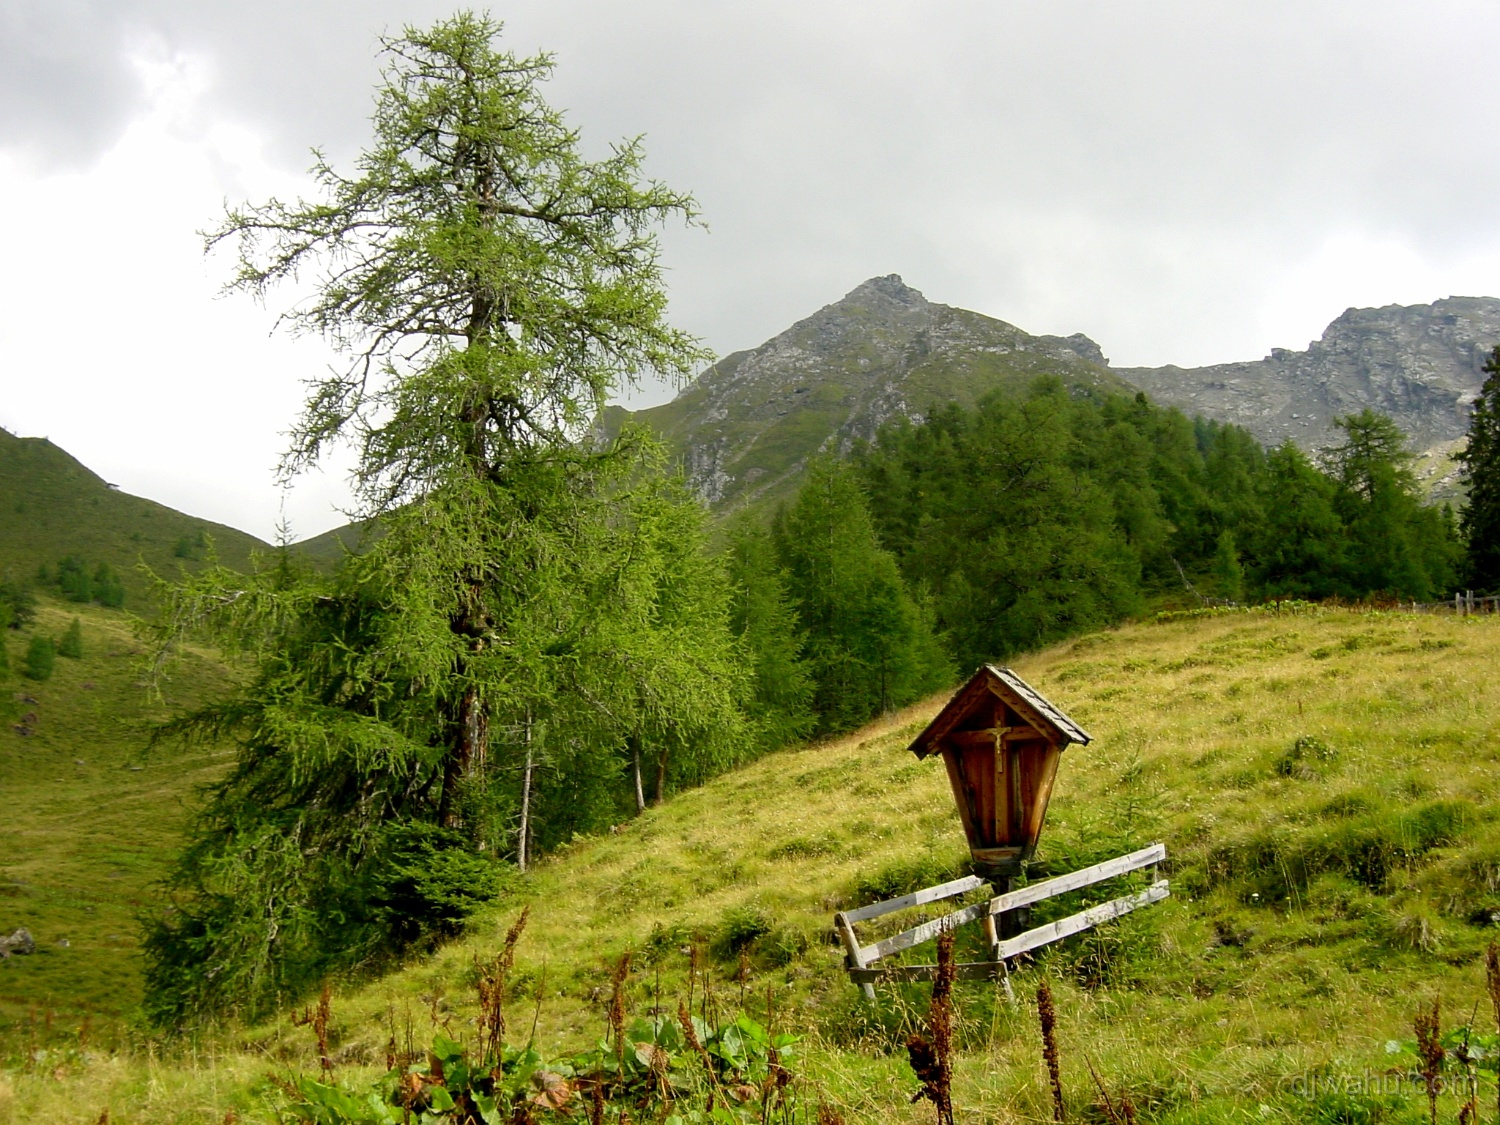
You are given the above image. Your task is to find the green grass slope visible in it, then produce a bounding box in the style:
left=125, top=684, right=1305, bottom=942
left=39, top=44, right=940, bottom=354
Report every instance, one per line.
left=0, top=428, right=271, bottom=604
left=9, top=605, right=1500, bottom=1123
left=0, top=597, right=236, bottom=1042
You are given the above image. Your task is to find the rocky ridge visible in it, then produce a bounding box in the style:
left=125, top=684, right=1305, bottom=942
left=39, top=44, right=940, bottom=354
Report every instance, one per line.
left=610, top=275, right=1128, bottom=512
left=1116, top=297, right=1500, bottom=457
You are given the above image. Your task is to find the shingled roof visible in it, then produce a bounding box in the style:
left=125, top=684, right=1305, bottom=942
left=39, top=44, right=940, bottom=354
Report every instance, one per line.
left=907, top=665, right=1091, bottom=760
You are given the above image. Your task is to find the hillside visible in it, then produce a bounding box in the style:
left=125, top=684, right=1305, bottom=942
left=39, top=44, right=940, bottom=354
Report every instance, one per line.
left=0, top=427, right=272, bottom=604
left=0, top=596, right=237, bottom=1039
left=603, top=275, right=1132, bottom=515
left=8, top=604, right=1500, bottom=1122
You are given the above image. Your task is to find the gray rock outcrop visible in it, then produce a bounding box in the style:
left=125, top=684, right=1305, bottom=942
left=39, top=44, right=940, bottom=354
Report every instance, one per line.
left=0, top=927, right=36, bottom=956
left=1115, top=297, right=1500, bottom=454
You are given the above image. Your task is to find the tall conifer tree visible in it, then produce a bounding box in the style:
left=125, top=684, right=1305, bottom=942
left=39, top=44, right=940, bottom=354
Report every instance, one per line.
left=143, top=13, right=745, bottom=1025
left=774, top=456, right=950, bottom=734
left=1460, top=345, right=1500, bottom=592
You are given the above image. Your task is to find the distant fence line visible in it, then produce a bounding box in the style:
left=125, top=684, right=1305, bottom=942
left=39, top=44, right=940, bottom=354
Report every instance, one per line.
left=1163, top=591, right=1500, bottom=619
left=1407, top=591, right=1500, bottom=615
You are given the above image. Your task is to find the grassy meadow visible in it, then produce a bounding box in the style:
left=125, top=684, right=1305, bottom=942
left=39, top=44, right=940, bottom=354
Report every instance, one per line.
left=0, top=598, right=235, bottom=1044
left=6, top=602, right=1500, bottom=1121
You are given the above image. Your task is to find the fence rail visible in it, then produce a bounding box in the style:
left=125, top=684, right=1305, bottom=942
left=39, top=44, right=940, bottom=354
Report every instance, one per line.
left=834, top=844, right=1169, bottom=997
left=1405, top=591, right=1500, bottom=615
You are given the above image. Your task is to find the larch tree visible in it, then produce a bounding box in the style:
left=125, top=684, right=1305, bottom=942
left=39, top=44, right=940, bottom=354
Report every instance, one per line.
left=205, top=12, right=708, bottom=823
left=1460, top=345, right=1500, bottom=592
left=142, top=13, right=746, bottom=1026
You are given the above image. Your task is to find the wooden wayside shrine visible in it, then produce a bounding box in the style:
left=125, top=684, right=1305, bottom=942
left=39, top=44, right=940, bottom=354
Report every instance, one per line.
left=835, top=665, right=1170, bottom=998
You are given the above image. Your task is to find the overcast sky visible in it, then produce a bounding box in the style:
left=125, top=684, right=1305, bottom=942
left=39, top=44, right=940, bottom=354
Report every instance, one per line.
left=4, top=1, right=1500, bottom=541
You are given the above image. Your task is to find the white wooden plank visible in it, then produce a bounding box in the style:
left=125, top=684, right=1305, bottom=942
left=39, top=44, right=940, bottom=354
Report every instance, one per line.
left=994, top=881, right=1169, bottom=961
left=842, top=873, right=989, bottom=924
left=862, top=898, right=993, bottom=962
left=985, top=844, right=1165, bottom=917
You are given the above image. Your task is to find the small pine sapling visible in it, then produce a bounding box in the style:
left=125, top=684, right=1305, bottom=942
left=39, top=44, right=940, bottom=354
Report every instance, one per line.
left=59, top=617, right=83, bottom=659
left=23, top=635, right=53, bottom=681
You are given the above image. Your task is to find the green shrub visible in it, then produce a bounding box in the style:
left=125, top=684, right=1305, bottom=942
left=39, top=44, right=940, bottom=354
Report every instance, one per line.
left=23, top=634, right=54, bottom=681
left=58, top=617, right=83, bottom=659
left=368, top=821, right=513, bottom=943
left=55, top=554, right=92, bottom=602
left=0, top=579, right=35, bottom=629
left=92, top=562, right=125, bottom=608
left=714, top=904, right=773, bottom=956
left=1275, top=735, right=1338, bottom=779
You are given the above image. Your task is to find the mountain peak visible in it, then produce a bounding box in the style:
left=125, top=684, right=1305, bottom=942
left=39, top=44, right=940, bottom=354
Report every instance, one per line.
left=843, top=274, right=929, bottom=308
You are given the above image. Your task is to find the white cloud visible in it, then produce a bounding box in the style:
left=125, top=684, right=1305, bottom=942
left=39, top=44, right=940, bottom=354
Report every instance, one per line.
left=0, top=42, right=355, bottom=541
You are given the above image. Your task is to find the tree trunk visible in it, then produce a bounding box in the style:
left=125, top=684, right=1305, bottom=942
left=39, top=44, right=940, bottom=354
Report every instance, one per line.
left=518, top=712, right=533, bottom=872
left=438, top=683, right=488, bottom=833
left=654, top=742, right=669, bottom=806
left=630, top=737, right=646, bottom=814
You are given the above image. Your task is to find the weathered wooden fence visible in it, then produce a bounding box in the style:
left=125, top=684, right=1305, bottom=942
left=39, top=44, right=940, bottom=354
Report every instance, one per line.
left=1425, top=591, right=1500, bottom=615
left=834, top=843, right=1168, bottom=999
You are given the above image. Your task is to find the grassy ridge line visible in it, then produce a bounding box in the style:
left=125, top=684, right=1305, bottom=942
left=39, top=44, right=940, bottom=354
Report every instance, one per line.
left=8, top=605, right=1500, bottom=1122
left=0, top=597, right=237, bottom=1038
left=0, top=429, right=271, bottom=604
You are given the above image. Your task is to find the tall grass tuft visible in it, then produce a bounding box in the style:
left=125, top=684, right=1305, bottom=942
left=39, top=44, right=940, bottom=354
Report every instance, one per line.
left=1486, top=942, right=1500, bottom=1125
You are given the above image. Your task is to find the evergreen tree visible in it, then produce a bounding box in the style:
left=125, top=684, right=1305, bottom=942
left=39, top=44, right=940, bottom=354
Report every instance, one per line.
left=1211, top=530, right=1244, bottom=603
left=1326, top=409, right=1417, bottom=500
left=55, top=554, right=91, bottom=602
left=1326, top=411, right=1453, bottom=599
left=143, top=13, right=732, bottom=1025
left=1460, top=345, right=1500, bottom=592
left=0, top=580, right=35, bottom=630
left=58, top=617, right=83, bottom=659
left=859, top=381, right=1143, bottom=667
left=92, top=563, right=125, bottom=608
left=1251, top=442, right=1346, bottom=599
left=24, top=635, right=54, bottom=681
left=774, top=456, right=950, bottom=734
left=723, top=518, right=815, bottom=752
